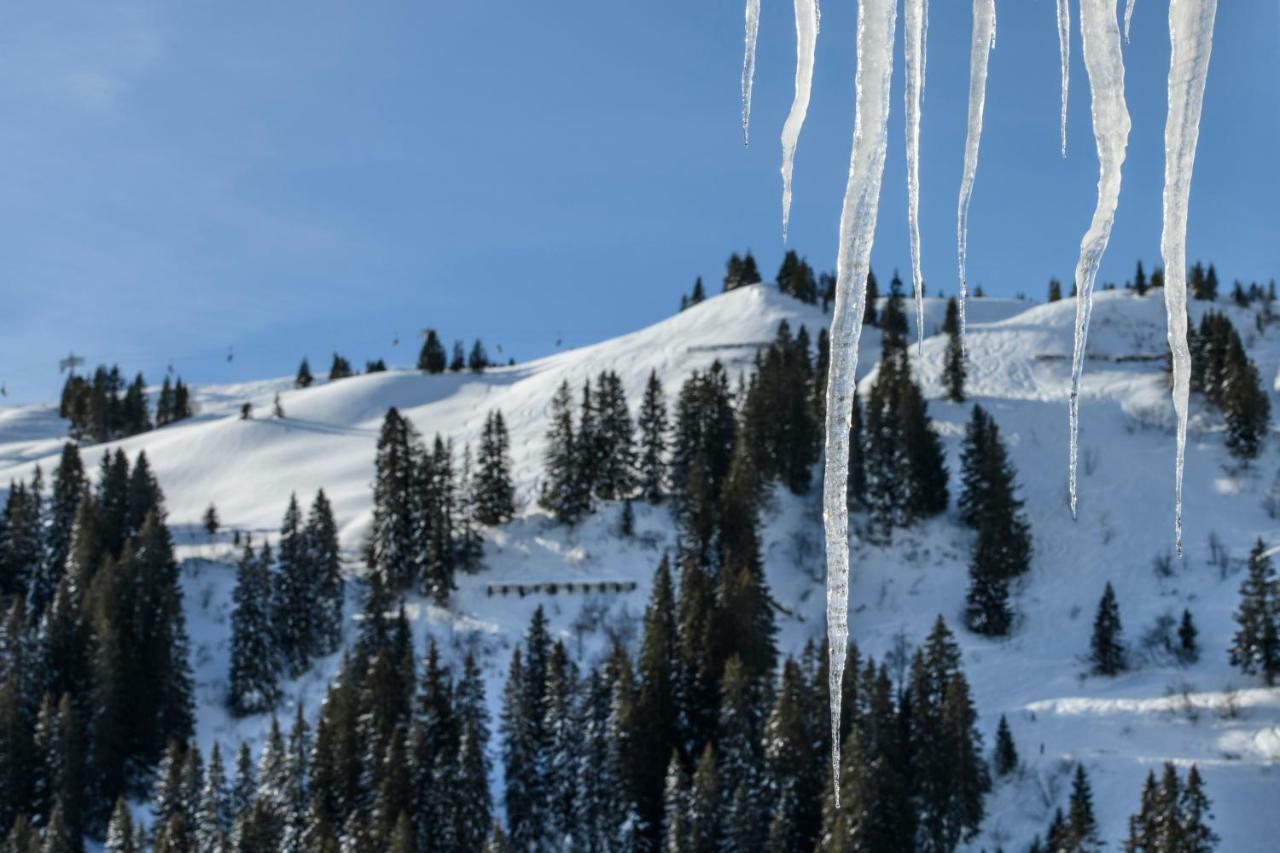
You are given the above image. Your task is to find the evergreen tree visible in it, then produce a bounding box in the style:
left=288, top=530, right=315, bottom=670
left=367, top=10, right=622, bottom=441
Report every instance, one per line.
left=451, top=654, right=492, bottom=852
left=593, top=371, right=636, bottom=500
left=454, top=445, right=485, bottom=575
left=633, top=557, right=679, bottom=842
left=1064, top=764, right=1101, bottom=851
left=993, top=714, right=1018, bottom=777
left=418, top=330, right=447, bottom=374
left=156, top=377, right=174, bottom=427
left=1048, top=278, right=1063, bottom=303
left=539, top=381, right=588, bottom=524
left=450, top=341, right=466, bottom=372
left=637, top=371, right=669, bottom=503
left=327, top=354, right=353, bottom=382
left=365, top=408, right=422, bottom=592
left=942, top=296, right=966, bottom=402
left=1134, top=260, right=1148, bottom=296
left=468, top=339, right=489, bottom=372
left=37, top=445, right=86, bottom=617
left=691, top=276, right=706, bottom=305
left=203, top=504, right=220, bottom=537
left=1222, top=346, right=1270, bottom=460
left=104, top=797, right=136, bottom=853
left=1230, top=538, right=1279, bottom=684
left=1177, top=609, right=1200, bottom=665
left=304, top=490, right=344, bottom=657
left=1178, top=765, right=1219, bottom=852
left=196, top=742, right=232, bottom=853
left=295, top=359, right=313, bottom=389
left=1091, top=582, right=1127, bottom=676
left=229, top=545, right=281, bottom=716
left=475, top=410, right=515, bottom=525
left=687, top=745, right=720, bottom=853
left=273, top=495, right=310, bottom=677
left=660, top=753, right=690, bottom=853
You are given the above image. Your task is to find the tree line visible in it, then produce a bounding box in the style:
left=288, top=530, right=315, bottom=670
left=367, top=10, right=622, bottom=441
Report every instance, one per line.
left=60, top=367, right=192, bottom=443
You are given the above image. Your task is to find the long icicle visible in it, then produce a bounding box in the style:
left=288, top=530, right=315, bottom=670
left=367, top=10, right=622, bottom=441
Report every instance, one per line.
left=780, top=0, right=820, bottom=240
left=823, top=0, right=896, bottom=805
left=742, top=0, right=761, bottom=146
left=956, top=0, right=997, bottom=352
left=1125, top=0, right=1137, bottom=42
left=1057, top=0, right=1071, bottom=156
left=1162, top=0, right=1218, bottom=556
left=904, top=0, right=926, bottom=352
left=1067, top=0, right=1131, bottom=519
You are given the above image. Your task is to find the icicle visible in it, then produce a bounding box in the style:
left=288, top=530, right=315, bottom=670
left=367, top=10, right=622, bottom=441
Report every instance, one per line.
left=1057, top=0, right=1070, bottom=157
left=955, top=0, right=996, bottom=352
left=1162, top=0, right=1218, bottom=556
left=921, top=0, right=930, bottom=96
left=781, top=0, right=820, bottom=241
left=1067, top=0, right=1131, bottom=519
left=823, top=0, right=896, bottom=807
left=742, top=0, right=761, bottom=146
left=1125, top=0, right=1137, bottom=42
left=904, top=0, right=926, bottom=352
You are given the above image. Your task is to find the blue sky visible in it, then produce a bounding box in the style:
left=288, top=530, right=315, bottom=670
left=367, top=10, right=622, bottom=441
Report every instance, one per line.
left=0, top=1, right=1275, bottom=403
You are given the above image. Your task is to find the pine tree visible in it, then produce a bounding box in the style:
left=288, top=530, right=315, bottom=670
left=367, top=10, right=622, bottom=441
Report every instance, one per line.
left=539, top=381, right=588, bottom=524
left=687, top=745, right=721, bottom=853
left=1222, top=345, right=1270, bottom=460
left=450, top=341, right=466, bottom=372
left=1124, top=770, right=1159, bottom=852
left=1064, top=764, right=1102, bottom=851
left=1230, top=538, right=1280, bottom=684
left=660, top=752, right=690, bottom=853
left=1177, top=609, right=1200, bottom=665
left=637, top=371, right=668, bottom=503
left=37, top=445, right=85, bottom=617
left=365, top=408, right=422, bottom=592
left=229, top=544, right=281, bottom=716
left=203, top=504, right=221, bottom=537
left=105, top=797, right=137, bottom=853
left=942, top=296, right=966, bottom=402
left=1091, top=582, right=1128, bottom=676
left=964, top=525, right=1014, bottom=637
left=993, top=714, right=1018, bottom=777
left=468, top=339, right=489, bottom=372
left=501, top=649, right=541, bottom=851
left=691, top=276, right=706, bottom=305
left=304, top=490, right=344, bottom=657
left=451, top=655, right=492, bottom=852
left=274, top=495, right=310, bottom=677
left=1048, top=277, right=1063, bottom=303
left=295, top=359, right=314, bottom=389
left=1134, top=260, right=1148, bottom=296
left=418, top=330, right=447, bottom=374
left=327, top=354, right=353, bottom=382
left=1178, top=765, right=1219, bottom=852
left=196, top=742, right=232, bottom=853
left=475, top=410, right=515, bottom=525
left=593, top=371, right=636, bottom=500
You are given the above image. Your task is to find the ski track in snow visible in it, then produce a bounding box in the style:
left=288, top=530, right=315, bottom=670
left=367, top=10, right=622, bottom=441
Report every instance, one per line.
left=1068, top=0, right=1131, bottom=520
left=781, top=0, right=819, bottom=241
left=1162, top=0, right=1218, bottom=556
left=905, top=0, right=926, bottom=353
left=1057, top=0, right=1071, bottom=157
left=742, top=0, right=761, bottom=146
left=956, top=0, right=997, bottom=352
left=823, top=0, right=896, bottom=806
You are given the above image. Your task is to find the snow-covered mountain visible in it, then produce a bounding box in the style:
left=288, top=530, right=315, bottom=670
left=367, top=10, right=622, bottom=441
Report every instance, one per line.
left=2, top=284, right=1278, bottom=850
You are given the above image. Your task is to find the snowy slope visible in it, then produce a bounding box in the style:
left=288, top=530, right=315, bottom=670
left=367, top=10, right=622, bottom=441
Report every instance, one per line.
left=2, top=284, right=1278, bottom=850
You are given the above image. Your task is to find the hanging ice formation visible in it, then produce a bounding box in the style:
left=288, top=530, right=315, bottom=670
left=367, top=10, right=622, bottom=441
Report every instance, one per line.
left=1162, top=0, right=1219, bottom=556
left=730, top=0, right=1219, bottom=798
left=1057, top=0, right=1070, bottom=156
left=820, top=0, right=896, bottom=804
left=780, top=0, right=820, bottom=240
left=1067, top=0, right=1130, bottom=519
left=743, top=0, right=761, bottom=145
left=955, top=0, right=996, bottom=350
left=904, top=0, right=926, bottom=352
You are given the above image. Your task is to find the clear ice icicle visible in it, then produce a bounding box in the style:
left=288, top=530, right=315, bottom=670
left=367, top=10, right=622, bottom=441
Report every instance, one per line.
left=904, top=0, right=926, bottom=352
left=742, top=0, right=761, bottom=146
left=781, top=0, right=820, bottom=240
left=1162, top=0, right=1218, bottom=555
left=1067, top=0, right=1131, bottom=519
left=956, top=0, right=996, bottom=351
left=1057, top=0, right=1070, bottom=157
left=1125, top=0, right=1137, bottom=42
left=822, top=0, right=896, bottom=805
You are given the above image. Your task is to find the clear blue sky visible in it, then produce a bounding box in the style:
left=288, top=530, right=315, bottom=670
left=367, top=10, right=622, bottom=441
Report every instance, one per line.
left=0, top=1, right=1276, bottom=403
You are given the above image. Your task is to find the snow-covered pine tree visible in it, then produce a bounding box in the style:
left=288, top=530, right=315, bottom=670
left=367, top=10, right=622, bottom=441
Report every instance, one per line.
left=993, top=714, right=1018, bottom=777
left=1230, top=538, right=1279, bottom=684
left=540, top=381, right=587, bottom=524
left=453, top=444, right=484, bottom=576
left=228, top=544, right=281, bottom=716
left=475, top=410, right=515, bottom=526
left=593, top=371, right=636, bottom=500
left=195, top=741, right=231, bottom=853
left=637, top=370, right=668, bottom=504
left=942, top=296, right=966, bottom=402
left=273, top=494, right=310, bottom=677
left=1091, top=582, right=1128, bottom=676
left=304, top=489, right=343, bottom=658
left=365, top=408, right=423, bottom=592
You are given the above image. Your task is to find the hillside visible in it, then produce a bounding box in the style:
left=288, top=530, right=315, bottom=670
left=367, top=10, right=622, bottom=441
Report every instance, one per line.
left=2, top=284, right=1279, bottom=850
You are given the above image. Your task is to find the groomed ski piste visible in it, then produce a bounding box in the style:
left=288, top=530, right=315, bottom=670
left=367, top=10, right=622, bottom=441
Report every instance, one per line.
left=1, top=283, right=1278, bottom=849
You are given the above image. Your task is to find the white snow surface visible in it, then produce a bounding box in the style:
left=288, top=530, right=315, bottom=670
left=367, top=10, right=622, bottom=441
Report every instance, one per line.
left=2, top=286, right=1280, bottom=849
